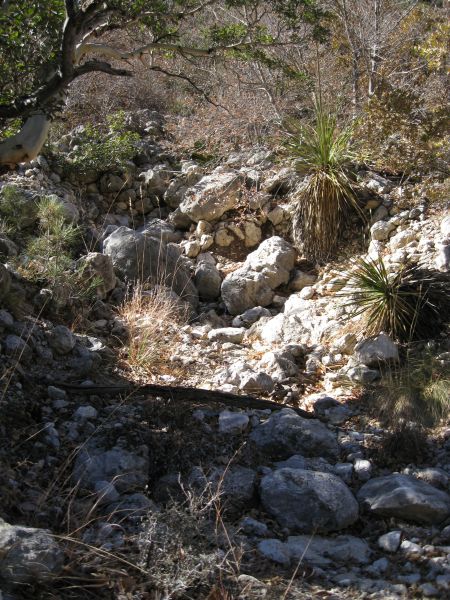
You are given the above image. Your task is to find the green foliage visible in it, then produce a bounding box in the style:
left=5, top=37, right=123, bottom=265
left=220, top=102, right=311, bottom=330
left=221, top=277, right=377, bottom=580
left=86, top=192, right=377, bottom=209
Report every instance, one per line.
left=358, top=89, right=449, bottom=175
left=23, top=195, right=79, bottom=286
left=340, top=257, right=450, bottom=342
left=0, top=0, right=65, bottom=105
left=60, top=111, right=140, bottom=175
left=9, top=194, right=96, bottom=304
left=0, top=185, right=37, bottom=231
left=286, top=96, right=362, bottom=262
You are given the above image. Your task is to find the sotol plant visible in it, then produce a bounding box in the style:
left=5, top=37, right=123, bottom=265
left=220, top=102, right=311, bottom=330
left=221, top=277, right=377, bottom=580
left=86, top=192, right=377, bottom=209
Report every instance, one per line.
left=341, top=256, right=450, bottom=342
left=285, top=95, right=363, bottom=263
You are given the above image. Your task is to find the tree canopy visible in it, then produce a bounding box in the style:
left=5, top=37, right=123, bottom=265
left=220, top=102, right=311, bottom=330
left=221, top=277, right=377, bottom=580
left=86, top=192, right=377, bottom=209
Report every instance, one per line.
left=0, top=0, right=327, bottom=166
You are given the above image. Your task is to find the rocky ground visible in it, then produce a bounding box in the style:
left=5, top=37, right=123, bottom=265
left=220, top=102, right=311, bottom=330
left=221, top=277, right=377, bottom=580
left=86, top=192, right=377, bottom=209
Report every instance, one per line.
left=0, top=110, right=449, bottom=599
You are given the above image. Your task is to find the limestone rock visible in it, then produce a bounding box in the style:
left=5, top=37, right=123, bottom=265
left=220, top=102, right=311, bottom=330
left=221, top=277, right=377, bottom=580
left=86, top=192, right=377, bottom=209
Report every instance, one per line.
left=0, top=518, right=64, bottom=584
left=286, top=534, right=371, bottom=566
left=218, top=411, right=249, bottom=434
left=103, top=226, right=198, bottom=309
left=221, top=237, right=296, bottom=315
left=354, top=333, right=399, bottom=367
left=370, top=220, right=396, bottom=241
left=194, top=253, right=222, bottom=300
left=178, top=171, right=242, bottom=222
left=250, top=408, right=339, bottom=460
left=358, top=474, right=450, bottom=524
left=73, top=447, right=149, bottom=494
left=260, top=468, right=359, bottom=533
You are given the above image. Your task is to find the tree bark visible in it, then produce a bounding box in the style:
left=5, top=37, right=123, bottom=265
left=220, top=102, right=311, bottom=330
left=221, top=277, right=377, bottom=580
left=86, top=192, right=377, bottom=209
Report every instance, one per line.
left=0, top=112, right=51, bottom=167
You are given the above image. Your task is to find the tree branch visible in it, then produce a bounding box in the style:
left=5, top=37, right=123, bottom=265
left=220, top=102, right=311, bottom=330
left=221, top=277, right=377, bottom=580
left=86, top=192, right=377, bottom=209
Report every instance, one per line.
left=75, top=41, right=214, bottom=63
left=74, top=60, right=133, bottom=77
left=148, top=65, right=230, bottom=114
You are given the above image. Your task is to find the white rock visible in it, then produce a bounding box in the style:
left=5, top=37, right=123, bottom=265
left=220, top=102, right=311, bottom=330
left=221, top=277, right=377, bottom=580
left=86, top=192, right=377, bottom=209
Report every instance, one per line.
left=215, top=228, right=234, bottom=246
left=184, top=240, right=201, bottom=258
left=267, top=205, right=285, bottom=226
left=244, top=221, right=262, bottom=247
left=354, top=333, right=399, bottom=367
left=389, top=229, right=418, bottom=250
left=179, top=171, right=242, bottom=222
left=370, top=220, right=396, bottom=241
left=207, top=327, right=246, bottom=344
left=221, top=236, right=296, bottom=315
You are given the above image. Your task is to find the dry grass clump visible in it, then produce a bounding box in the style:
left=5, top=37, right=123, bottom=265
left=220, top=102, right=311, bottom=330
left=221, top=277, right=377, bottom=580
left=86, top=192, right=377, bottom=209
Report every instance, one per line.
left=375, top=347, right=450, bottom=428
left=118, top=283, right=189, bottom=378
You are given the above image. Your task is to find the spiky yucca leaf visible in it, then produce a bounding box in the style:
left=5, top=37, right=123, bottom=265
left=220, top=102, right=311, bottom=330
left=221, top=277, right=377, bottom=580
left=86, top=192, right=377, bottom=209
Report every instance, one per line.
left=341, top=257, right=450, bottom=342
left=285, top=96, right=363, bottom=262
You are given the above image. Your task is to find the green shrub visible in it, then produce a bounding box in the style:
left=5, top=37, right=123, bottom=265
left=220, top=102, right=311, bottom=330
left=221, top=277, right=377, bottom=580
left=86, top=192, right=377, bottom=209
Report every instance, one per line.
left=0, top=184, right=37, bottom=231
left=61, top=111, right=140, bottom=175
left=340, top=257, right=450, bottom=342
left=17, top=196, right=99, bottom=304
left=285, top=96, right=364, bottom=263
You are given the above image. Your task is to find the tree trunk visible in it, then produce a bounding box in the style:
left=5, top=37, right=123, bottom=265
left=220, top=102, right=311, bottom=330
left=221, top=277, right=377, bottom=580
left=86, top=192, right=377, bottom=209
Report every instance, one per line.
left=0, top=112, right=51, bottom=167
left=368, top=0, right=381, bottom=97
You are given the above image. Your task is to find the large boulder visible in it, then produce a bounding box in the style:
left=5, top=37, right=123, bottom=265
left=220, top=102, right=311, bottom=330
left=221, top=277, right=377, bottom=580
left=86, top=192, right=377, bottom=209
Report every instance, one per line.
left=259, top=295, right=336, bottom=347
left=358, top=474, right=450, bottom=525
left=260, top=468, right=359, bottom=533
left=354, top=333, right=399, bottom=367
left=178, top=171, right=242, bottom=222
left=0, top=518, right=64, bottom=584
left=78, top=252, right=116, bottom=299
left=194, top=253, right=222, bottom=300
left=221, top=237, right=296, bottom=315
left=250, top=408, right=339, bottom=460
left=103, top=226, right=198, bottom=309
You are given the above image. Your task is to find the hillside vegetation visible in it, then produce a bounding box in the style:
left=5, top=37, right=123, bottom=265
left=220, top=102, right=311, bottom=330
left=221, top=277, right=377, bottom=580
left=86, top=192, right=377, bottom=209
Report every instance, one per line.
left=0, top=1, right=449, bottom=599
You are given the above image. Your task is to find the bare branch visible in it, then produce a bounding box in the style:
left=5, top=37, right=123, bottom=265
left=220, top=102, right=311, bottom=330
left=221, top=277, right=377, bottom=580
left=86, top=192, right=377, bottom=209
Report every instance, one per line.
left=75, top=41, right=214, bottom=63
left=74, top=60, right=132, bottom=77
left=148, top=65, right=231, bottom=114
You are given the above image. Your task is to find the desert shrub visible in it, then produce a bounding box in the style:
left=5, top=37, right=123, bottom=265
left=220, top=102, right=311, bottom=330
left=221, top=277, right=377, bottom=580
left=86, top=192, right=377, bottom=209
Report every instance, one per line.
left=375, top=347, right=449, bottom=428
left=57, top=111, right=140, bottom=176
left=285, top=96, right=364, bottom=263
left=376, top=424, right=430, bottom=468
left=16, top=196, right=100, bottom=305
left=118, top=283, right=189, bottom=378
left=0, top=184, right=37, bottom=231
left=357, top=88, right=449, bottom=175
left=340, top=257, right=450, bottom=342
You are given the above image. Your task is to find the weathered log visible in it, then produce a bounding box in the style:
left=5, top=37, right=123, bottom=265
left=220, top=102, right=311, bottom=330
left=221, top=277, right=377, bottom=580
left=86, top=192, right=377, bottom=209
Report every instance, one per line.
left=48, top=381, right=314, bottom=418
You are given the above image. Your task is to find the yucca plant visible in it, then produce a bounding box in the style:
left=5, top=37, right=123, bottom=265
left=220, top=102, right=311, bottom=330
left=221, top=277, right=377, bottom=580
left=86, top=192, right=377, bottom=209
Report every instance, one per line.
left=285, top=95, right=363, bottom=262
left=341, top=256, right=450, bottom=342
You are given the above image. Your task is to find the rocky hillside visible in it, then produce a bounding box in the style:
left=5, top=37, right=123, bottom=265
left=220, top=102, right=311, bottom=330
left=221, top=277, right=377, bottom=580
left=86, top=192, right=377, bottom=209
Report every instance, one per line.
left=0, top=109, right=449, bottom=600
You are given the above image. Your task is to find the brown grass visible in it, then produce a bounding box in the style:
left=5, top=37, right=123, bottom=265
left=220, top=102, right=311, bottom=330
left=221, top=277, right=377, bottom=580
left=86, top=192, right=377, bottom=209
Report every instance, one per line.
left=117, top=283, right=189, bottom=380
